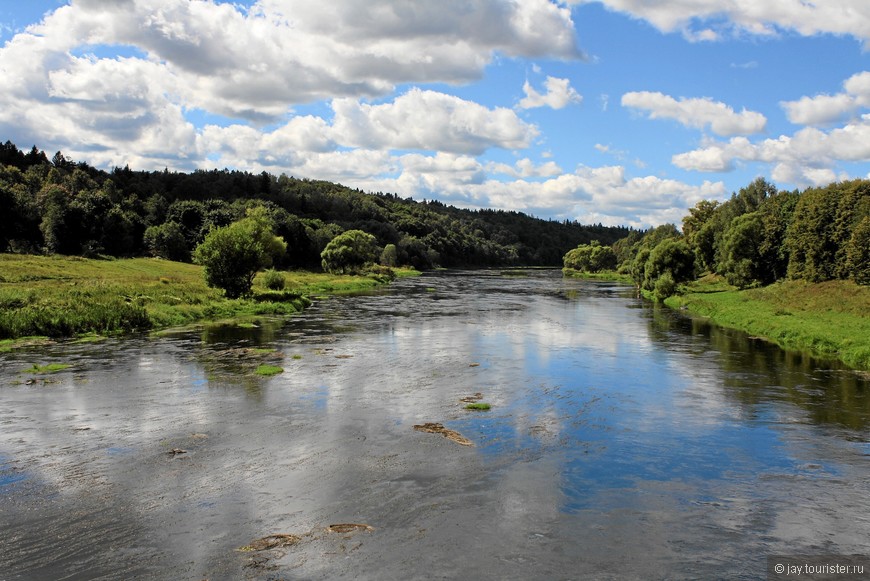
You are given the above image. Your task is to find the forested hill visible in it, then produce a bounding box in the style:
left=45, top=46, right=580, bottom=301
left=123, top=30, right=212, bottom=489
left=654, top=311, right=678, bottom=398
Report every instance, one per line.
left=0, top=141, right=630, bottom=269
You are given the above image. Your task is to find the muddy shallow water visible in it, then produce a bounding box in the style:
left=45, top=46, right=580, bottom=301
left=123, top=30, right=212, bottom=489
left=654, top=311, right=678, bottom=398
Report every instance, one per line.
left=2, top=270, right=869, bottom=580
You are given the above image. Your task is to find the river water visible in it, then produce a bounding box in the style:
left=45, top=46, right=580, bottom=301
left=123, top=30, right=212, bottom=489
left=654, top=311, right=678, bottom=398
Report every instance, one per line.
left=1, top=270, right=869, bottom=580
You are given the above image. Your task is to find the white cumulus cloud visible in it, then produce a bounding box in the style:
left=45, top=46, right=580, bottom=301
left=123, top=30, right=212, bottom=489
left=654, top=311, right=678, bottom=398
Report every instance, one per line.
left=567, top=0, right=870, bottom=47
left=673, top=117, right=870, bottom=186
left=780, top=70, right=870, bottom=126
left=0, top=0, right=579, bottom=169
left=331, top=89, right=539, bottom=155
left=518, top=76, right=582, bottom=110
left=622, top=91, right=767, bottom=136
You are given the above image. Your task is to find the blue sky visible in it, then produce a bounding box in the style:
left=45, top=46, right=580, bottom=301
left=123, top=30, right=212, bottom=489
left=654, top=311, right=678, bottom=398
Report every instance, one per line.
left=2, top=1, right=870, bottom=227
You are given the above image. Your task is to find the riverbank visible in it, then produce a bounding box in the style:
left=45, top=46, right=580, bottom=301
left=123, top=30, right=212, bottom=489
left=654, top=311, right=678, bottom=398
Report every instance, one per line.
left=665, top=275, right=870, bottom=370
left=0, top=254, right=418, bottom=347
left=562, top=268, right=633, bottom=284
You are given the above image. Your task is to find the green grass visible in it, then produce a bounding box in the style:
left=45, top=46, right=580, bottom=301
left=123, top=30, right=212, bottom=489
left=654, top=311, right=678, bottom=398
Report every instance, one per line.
left=254, top=364, right=284, bottom=376
left=0, top=255, right=417, bottom=342
left=465, top=402, right=492, bottom=411
left=24, top=363, right=72, bottom=374
left=666, top=278, right=870, bottom=370
left=0, top=336, right=54, bottom=353
left=562, top=268, right=633, bottom=284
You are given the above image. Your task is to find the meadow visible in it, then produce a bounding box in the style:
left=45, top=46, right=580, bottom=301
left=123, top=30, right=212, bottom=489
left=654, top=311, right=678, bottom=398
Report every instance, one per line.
left=0, top=254, right=416, bottom=345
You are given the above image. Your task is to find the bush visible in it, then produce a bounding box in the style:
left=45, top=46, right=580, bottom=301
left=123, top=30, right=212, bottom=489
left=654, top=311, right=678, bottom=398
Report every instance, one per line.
left=321, top=229, right=379, bottom=274
left=653, top=272, right=677, bottom=301
left=262, top=268, right=286, bottom=290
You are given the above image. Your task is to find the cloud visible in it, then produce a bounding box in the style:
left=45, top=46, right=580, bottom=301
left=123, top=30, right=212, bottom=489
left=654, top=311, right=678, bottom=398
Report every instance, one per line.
left=568, top=0, right=870, bottom=47
left=673, top=118, right=870, bottom=185
left=621, top=91, right=767, bottom=136
left=780, top=70, right=870, bottom=126
left=518, top=76, right=582, bottom=110
left=781, top=93, right=858, bottom=126
left=332, top=89, right=539, bottom=155
left=369, top=159, right=726, bottom=228
left=0, top=0, right=580, bottom=166
left=760, top=70, right=870, bottom=182
left=487, top=158, right=564, bottom=178
left=594, top=143, right=627, bottom=161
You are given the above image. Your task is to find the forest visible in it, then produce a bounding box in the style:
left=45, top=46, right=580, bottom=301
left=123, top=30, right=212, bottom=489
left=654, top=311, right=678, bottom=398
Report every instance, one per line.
left=0, top=140, right=630, bottom=270
left=565, top=176, right=870, bottom=298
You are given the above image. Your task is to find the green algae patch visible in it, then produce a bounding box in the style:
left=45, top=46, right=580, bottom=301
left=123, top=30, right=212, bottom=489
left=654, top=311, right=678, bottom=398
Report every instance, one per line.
left=464, top=402, right=491, bottom=411
left=255, top=364, right=284, bottom=376
left=71, top=333, right=107, bottom=344
left=25, top=363, right=73, bottom=374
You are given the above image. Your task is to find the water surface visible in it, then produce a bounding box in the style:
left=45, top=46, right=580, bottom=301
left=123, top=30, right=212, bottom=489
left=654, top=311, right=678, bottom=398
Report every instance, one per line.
left=2, top=270, right=869, bottom=580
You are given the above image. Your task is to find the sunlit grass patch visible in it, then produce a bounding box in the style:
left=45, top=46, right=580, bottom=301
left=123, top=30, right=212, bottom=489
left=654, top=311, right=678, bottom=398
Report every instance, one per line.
left=255, top=364, right=284, bottom=376
left=25, top=363, right=72, bottom=374
left=0, top=256, right=405, bottom=340
left=668, top=278, right=870, bottom=370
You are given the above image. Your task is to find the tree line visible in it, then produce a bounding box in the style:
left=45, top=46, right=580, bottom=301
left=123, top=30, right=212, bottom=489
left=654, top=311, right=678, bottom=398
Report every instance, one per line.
left=0, top=140, right=630, bottom=271
left=564, top=177, right=870, bottom=298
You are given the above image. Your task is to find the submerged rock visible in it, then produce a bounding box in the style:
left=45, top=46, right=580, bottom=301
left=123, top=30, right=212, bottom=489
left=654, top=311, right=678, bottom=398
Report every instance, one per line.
left=238, top=533, right=301, bottom=552
left=413, top=422, right=473, bottom=447
left=459, top=392, right=483, bottom=403
left=326, top=523, right=374, bottom=534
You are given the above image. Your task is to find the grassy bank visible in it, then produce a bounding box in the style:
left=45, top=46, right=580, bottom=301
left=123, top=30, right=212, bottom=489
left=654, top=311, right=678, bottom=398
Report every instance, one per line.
left=562, top=268, right=633, bottom=284
left=665, top=276, right=870, bottom=370
left=0, top=255, right=417, bottom=342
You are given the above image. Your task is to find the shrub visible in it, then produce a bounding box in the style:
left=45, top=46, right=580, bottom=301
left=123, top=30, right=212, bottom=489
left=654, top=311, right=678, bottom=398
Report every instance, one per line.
left=262, top=268, right=286, bottom=290
left=653, top=272, right=677, bottom=301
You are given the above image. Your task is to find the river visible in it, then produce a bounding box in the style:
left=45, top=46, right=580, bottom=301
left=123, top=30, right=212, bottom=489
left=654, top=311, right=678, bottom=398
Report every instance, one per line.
left=1, top=270, right=869, bottom=580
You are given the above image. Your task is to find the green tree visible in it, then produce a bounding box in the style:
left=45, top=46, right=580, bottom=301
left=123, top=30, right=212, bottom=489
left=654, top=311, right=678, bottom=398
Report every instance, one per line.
left=643, top=238, right=695, bottom=297
left=757, top=189, right=799, bottom=282
left=380, top=243, right=398, bottom=267
left=193, top=209, right=286, bottom=298
left=719, top=212, right=765, bottom=289
left=846, top=216, right=870, bottom=285
left=832, top=181, right=870, bottom=279
left=682, top=200, right=720, bottom=273
left=144, top=221, right=190, bottom=262
left=563, top=240, right=617, bottom=273
left=786, top=185, right=839, bottom=282
left=321, top=229, right=379, bottom=274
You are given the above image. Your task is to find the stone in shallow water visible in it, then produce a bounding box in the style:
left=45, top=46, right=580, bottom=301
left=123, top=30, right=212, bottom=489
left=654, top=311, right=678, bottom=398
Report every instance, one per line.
left=413, top=422, right=474, bottom=446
